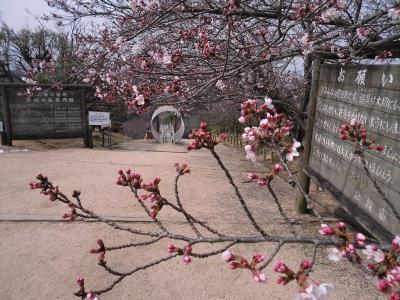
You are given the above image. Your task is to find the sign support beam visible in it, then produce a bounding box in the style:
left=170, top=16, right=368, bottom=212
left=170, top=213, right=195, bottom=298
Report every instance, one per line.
left=295, top=59, right=321, bottom=213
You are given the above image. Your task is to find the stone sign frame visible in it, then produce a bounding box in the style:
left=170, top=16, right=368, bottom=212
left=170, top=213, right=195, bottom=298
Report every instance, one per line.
left=0, top=83, right=91, bottom=148
left=300, top=62, right=400, bottom=242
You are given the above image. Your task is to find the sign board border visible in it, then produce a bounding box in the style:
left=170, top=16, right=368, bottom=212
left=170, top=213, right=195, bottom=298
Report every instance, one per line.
left=0, top=83, right=91, bottom=148
left=300, top=61, right=400, bottom=242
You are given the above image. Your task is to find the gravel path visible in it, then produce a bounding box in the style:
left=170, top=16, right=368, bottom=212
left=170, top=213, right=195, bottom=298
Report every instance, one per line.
left=0, top=140, right=382, bottom=299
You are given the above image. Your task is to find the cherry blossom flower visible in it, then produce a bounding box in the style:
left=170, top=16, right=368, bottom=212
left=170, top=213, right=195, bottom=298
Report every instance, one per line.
left=238, top=116, right=246, bottom=124
left=135, top=94, right=145, bottom=105
left=247, top=173, right=258, bottom=180
left=264, top=97, right=274, bottom=109
left=286, top=140, right=301, bottom=161
left=319, top=224, right=334, bottom=235
left=86, top=292, right=101, bottom=300
left=335, top=0, right=347, bottom=9
left=356, top=27, right=369, bottom=40
left=362, top=245, right=385, bottom=263
left=321, top=7, right=340, bottom=23
left=392, top=235, right=400, bottom=247
left=253, top=271, right=266, bottom=283
left=222, top=250, right=234, bottom=262
left=162, top=53, right=172, bottom=66
left=355, top=233, right=366, bottom=246
left=388, top=7, right=400, bottom=20
left=216, top=80, right=226, bottom=90
left=327, top=247, right=346, bottom=262
left=295, top=283, right=335, bottom=300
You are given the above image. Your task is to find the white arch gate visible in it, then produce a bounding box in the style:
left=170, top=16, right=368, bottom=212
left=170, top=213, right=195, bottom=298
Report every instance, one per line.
left=150, top=106, right=185, bottom=143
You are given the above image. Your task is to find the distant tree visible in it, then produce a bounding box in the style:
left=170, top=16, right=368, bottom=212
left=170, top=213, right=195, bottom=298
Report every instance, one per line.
left=0, top=22, right=82, bottom=83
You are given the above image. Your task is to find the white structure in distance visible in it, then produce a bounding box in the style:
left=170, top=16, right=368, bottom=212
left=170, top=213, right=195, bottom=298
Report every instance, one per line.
left=150, top=106, right=185, bottom=143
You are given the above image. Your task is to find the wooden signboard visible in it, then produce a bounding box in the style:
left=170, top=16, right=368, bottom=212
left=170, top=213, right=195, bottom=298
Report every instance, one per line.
left=305, top=64, right=400, bottom=241
left=0, top=83, right=91, bottom=147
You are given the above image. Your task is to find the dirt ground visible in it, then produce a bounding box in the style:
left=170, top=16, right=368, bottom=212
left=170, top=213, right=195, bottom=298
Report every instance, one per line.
left=0, top=139, right=383, bottom=299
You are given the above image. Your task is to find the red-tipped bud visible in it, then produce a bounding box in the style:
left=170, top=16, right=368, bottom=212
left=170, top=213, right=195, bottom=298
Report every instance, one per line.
left=301, top=259, right=313, bottom=270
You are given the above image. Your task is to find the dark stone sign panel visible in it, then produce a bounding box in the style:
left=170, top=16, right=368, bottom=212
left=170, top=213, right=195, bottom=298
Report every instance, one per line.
left=1, top=84, right=90, bottom=147
left=307, top=64, right=400, bottom=241
left=7, top=89, right=84, bottom=139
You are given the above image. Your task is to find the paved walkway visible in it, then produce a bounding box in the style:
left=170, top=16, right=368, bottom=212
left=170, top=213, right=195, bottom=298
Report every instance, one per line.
left=0, top=140, right=382, bottom=299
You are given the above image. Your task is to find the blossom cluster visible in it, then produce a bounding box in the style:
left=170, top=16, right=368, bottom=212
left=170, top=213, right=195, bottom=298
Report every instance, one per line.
left=75, top=277, right=100, bottom=300
left=90, top=239, right=106, bottom=265
left=175, top=163, right=191, bottom=175
left=168, top=244, right=193, bottom=265
left=187, top=122, right=224, bottom=150
left=339, top=119, right=385, bottom=152
left=247, top=163, right=284, bottom=187
left=239, top=97, right=301, bottom=163
left=221, top=250, right=266, bottom=283
left=30, top=174, right=59, bottom=201
left=273, top=258, right=335, bottom=299
left=320, top=222, right=400, bottom=299
left=117, top=169, right=164, bottom=220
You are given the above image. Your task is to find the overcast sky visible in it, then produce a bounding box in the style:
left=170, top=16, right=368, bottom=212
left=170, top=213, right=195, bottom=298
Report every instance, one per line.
left=0, top=0, right=51, bottom=29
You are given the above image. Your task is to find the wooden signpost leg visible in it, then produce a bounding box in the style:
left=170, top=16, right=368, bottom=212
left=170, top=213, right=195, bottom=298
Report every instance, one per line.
left=81, top=88, right=91, bottom=148
left=108, top=127, right=111, bottom=150
left=295, top=59, right=321, bottom=214
left=1, top=87, right=12, bottom=146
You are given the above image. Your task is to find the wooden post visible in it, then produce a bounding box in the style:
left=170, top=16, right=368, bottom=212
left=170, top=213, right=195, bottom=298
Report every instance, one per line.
left=108, top=127, right=111, bottom=150
left=1, top=87, right=12, bottom=146
left=81, top=88, right=91, bottom=148
left=295, top=59, right=321, bottom=213
left=102, top=130, right=105, bottom=147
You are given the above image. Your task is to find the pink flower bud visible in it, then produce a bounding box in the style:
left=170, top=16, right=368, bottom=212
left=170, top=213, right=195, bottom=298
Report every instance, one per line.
left=336, top=222, right=347, bottom=230
left=319, top=224, right=335, bottom=236
left=350, top=119, right=357, bottom=126
left=76, top=277, right=85, bottom=287
left=229, top=261, right=240, bottom=269
left=277, top=275, right=289, bottom=285
left=253, top=253, right=265, bottom=263
left=153, top=177, right=161, bottom=185
left=346, top=243, right=355, bottom=254
left=247, top=173, right=258, bottom=180
left=376, top=279, right=391, bottom=293
left=200, top=122, right=208, bottom=130
left=222, top=250, right=234, bottom=262
left=301, top=259, right=313, bottom=270
left=340, top=124, right=349, bottom=130
left=168, top=244, right=177, bottom=253
left=257, top=179, right=266, bottom=187
left=183, top=255, right=191, bottom=265
left=273, top=260, right=289, bottom=273
left=356, top=233, right=366, bottom=246
left=389, top=293, right=400, bottom=300
left=273, top=164, right=284, bottom=173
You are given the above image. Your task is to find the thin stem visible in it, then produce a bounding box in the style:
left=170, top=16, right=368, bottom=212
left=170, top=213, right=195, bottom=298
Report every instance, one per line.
left=174, top=174, right=202, bottom=238
left=210, top=148, right=269, bottom=237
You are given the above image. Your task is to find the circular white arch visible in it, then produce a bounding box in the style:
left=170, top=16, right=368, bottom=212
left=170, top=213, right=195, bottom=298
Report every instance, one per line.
left=150, top=105, right=185, bottom=143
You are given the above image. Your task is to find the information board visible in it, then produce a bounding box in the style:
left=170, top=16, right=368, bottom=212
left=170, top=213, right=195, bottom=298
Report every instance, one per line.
left=1, top=84, right=90, bottom=147
left=88, top=111, right=111, bottom=126
left=306, top=64, right=400, bottom=240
